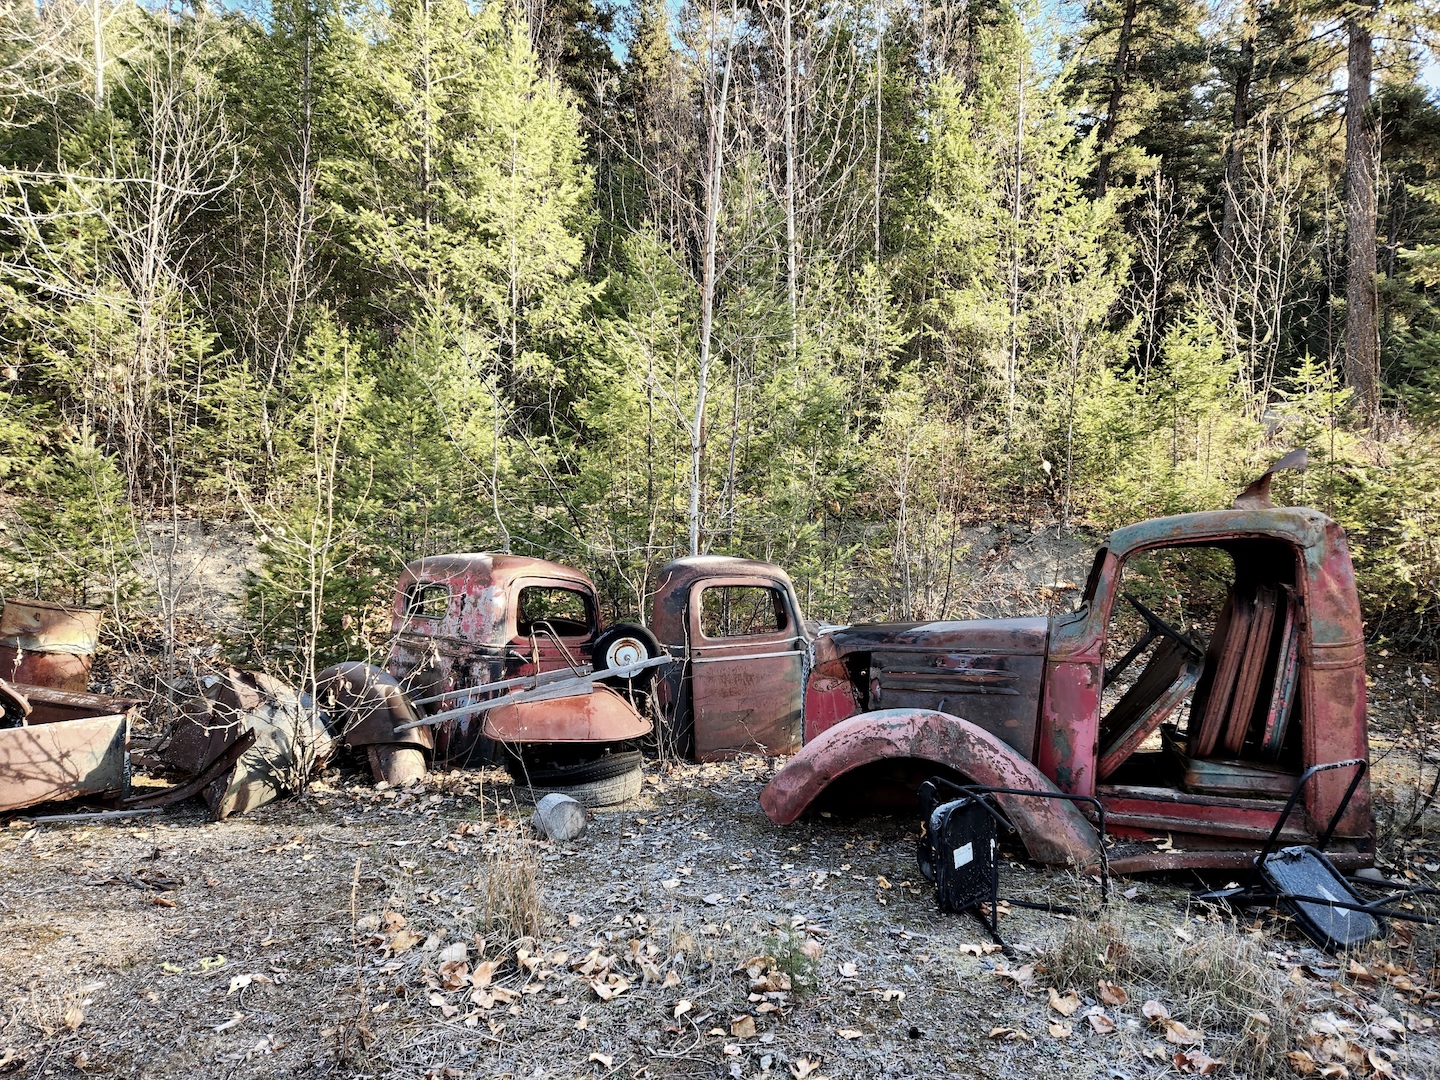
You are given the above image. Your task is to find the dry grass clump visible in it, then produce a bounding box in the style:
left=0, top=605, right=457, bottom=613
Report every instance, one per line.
left=1041, top=905, right=1297, bottom=1076
left=477, top=827, right=544, bottom=942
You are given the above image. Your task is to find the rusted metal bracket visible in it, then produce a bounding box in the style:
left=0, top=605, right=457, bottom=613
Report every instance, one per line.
left=124, top=728, right=258, bottom=810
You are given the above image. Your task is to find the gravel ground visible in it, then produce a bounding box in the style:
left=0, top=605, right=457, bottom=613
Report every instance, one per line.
left=3, top=730, right=1439, bottom=1080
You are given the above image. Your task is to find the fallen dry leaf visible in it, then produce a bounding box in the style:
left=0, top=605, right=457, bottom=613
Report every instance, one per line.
left=1048, top=987, right=1081, bottom=1016
left=837, top=1028, right=862, bottom=1040
left=1162, top=1019, right=1203, bottom=1046
left=1087, top=1010, right=1116, bottom=1035
left=212, top=1012, right=243, bottom=1033
left=673, top=999, right=692, bottom=1019
left=62, top=1006, right=84, bottom=1032
left=1098, top=980, right=1128, bottom=1006
left=1309, top=1013, right=1357, bottom=1038
left=437, top=960, right=467, bottom=991
left=1346, top=959, right=1376, bottom=984
left=1173, top=1049, right=1224, bottom=1075
left=588, top=1052, right=612, bottom=1068
left=662, top=970, right=682, bottom=990
left=731, top=1015, right=756, bottom=1038
left=1286, top=1049, right=1318, bottom=1075
left=1142, top=999, right=1172, bottom=1023
left=988, top=1027, right=1033, bottom=1041
left=1047, top=1021, right=1072, bottom=1039
left=993, top=963, right=1035, bottom=987
left=958, top=942, right=1001, bottom=957
left=790, top=1057, right=821, bottom=1080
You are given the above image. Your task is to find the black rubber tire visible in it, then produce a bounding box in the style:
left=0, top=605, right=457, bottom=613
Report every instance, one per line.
left=520, top=762, right=644, bottom=808
left=592, top=623, right=662, bottom=685
left=508, top=748, right=642, bottom=787
left=509, top=750, right=644, bottom=808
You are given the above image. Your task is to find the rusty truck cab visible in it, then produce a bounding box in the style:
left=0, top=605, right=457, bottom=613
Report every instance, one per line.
left=762, top=505, right=1374, bottom=874
left=1041, top=507, right=1371, bottom=872
left=650, top=556, right=809, bottom=760
left=386, top=554, right=604, bottom=760
left=391, top=553, right=599, bottom=682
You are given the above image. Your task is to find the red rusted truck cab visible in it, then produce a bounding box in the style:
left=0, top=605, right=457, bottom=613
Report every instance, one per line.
left=389, top=553, right=599, bottom=689
left=318, top=553, right=651, bottom=776
left=1036, top=507, right=1370, bottom=870
left=649, top=556, right=809, bottom=760
left=761, top=506, right=1374, bottom=874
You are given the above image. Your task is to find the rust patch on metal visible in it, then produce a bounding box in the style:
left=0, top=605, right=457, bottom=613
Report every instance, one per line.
left=761, top=708, right=1102, bottom=869
left=0, top=598, right=104, bottom=691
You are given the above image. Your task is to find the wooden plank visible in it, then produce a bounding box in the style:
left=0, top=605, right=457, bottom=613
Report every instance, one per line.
left=1223, top=585, right=1278, bottom=756
left=1193, top=591, right=1251, bottom=757
left=1260, top=585, right=1301, bottom=762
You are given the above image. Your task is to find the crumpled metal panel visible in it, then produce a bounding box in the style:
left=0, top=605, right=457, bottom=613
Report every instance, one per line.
left=165, top=668, right=333, bottom=821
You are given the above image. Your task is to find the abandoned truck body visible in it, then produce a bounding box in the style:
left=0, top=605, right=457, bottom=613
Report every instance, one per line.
left=759, top=504, right=1372, bottom=875
left=319, top=482, right=1372, bottom=872
left=317, top=554, right=656, bottom=794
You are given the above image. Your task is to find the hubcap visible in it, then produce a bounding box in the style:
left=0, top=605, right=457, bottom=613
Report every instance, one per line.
left=605, top=637, right=646, bottom=669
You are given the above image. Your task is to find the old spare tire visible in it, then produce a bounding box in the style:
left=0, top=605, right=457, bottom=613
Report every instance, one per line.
left=508, top=749, right=643, bottom=808
left=592, top=623, right=662, bottom=685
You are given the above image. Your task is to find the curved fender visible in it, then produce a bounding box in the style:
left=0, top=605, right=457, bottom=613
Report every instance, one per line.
left=315, top=662, right=435, bottom=753
left=483, top=684, right=651, bottom=744
left=760, top=708, right=1102, bottom=870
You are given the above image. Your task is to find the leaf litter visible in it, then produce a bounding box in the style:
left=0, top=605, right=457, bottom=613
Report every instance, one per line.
left=0, top=745, right=1436, bottom=1079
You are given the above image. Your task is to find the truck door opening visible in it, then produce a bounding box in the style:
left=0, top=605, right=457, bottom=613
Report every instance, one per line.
left=1099, top=538, right=1306, bottom=800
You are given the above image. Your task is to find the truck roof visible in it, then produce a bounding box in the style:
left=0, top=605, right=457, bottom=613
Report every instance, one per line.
left=397, top=553, right=596, bottom=592
left=1104, top=506, right=1336, bottom=557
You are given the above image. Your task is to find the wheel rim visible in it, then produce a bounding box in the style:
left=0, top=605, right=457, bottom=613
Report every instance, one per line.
left=603, top=636, right=648, bottom=670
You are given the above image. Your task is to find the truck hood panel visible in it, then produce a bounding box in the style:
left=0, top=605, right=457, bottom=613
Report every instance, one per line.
left=819, top=617, right=1049, bottom=760
left=823, top=616, right=1049, bottom=655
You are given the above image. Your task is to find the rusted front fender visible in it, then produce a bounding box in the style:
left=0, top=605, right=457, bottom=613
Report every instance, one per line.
left=315, top=663, right=434, bottom=752
left=760, top=709, right=1103, bottom=870
left=483, top=685, right=651, bottom=744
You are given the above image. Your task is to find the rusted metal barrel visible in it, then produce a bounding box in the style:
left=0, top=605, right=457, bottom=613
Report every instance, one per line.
left=0, top=598, right=104, bottom=692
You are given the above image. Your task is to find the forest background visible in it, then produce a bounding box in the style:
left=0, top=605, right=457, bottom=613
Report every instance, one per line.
left=2, top=0, right=1439, bottom=695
